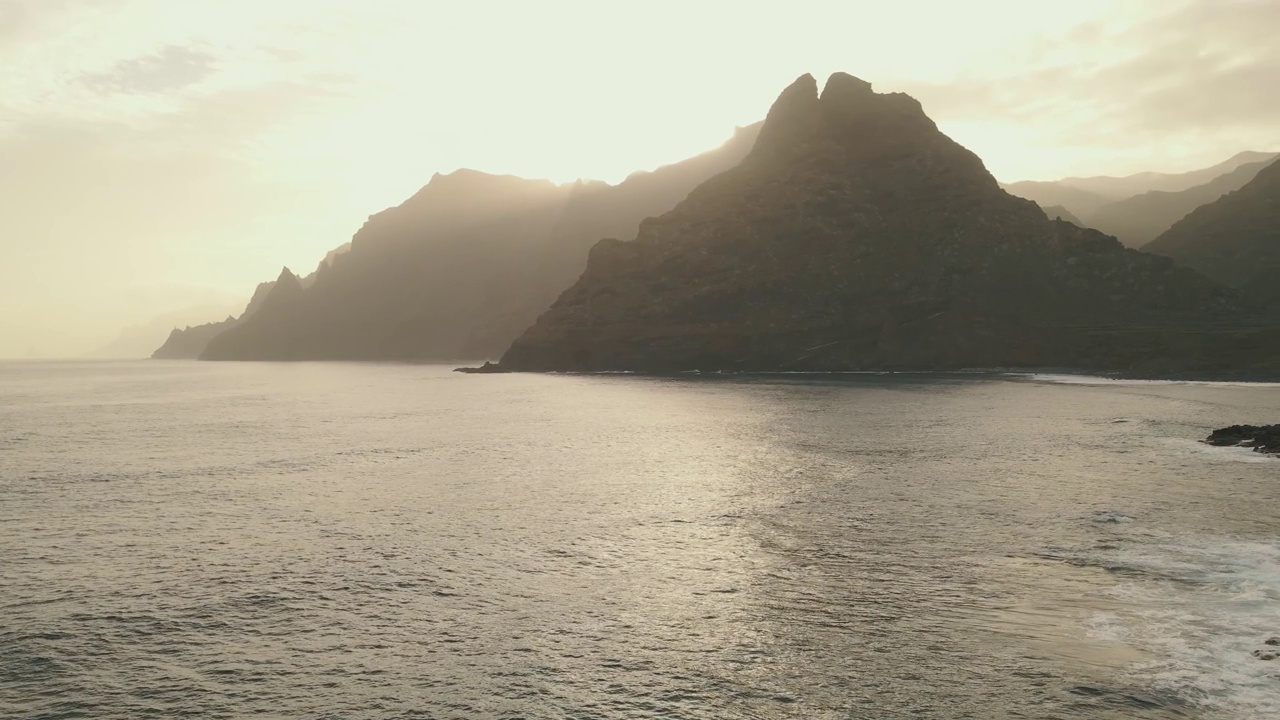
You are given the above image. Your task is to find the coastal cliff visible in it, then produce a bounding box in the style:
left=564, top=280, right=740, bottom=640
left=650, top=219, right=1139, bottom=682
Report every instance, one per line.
left=196, top=125, right=761, bottom=361
left=496, top=73, right=1280, bottom=375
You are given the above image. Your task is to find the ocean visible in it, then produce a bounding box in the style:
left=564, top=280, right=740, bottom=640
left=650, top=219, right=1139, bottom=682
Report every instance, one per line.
left=2, top=361, right=1278, bottom=719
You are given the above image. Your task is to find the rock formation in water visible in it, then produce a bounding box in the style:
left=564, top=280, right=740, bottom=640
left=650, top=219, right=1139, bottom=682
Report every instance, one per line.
left=1143, top=159, right=1280, bottom=304
left=1206, top=425, right=1280, bottom=455
left=494, top=73, right=1280, bottom=375
left=197, top=123, right=761, bottom=361
left=1087, top=159, right=1275, bottom=248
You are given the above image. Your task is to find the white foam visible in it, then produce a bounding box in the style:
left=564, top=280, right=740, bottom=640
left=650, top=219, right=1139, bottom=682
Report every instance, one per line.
left=1091, top=510, right=1136, bottom=523
left=1081, top=538, right=1280, bottom=716
left=1160, top=437, right=1278, bottom=464
left=1025, top=373, right=1280, bottom=388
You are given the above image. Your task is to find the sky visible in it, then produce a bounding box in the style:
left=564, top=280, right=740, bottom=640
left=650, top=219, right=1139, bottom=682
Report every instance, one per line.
left=1, top=0, right=1277, bottom=357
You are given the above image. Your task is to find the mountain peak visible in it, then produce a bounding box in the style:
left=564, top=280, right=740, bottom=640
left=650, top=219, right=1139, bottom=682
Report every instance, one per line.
left=752, top=73, right=821, bottom=155
left=268, top=267, right=304, bottom=303
left=496, top=71, right=1276, bottom=374
left=820, top=72, right=873, bottom=101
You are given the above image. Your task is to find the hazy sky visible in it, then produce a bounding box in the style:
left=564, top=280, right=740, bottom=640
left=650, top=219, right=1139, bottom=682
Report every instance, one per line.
left=2, top=0, right=1276, bottom=357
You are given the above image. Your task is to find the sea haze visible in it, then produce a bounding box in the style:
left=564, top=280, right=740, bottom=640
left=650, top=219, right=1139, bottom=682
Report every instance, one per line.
left=1, top=362, right=1278, bottom=719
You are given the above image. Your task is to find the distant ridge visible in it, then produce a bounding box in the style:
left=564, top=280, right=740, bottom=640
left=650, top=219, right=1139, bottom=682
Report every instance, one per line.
left=1003, top=150, right=1279, bottom=226
left=1145, top=158, right=1280, bottom=304
left=1087, top=159, right=1276, bottom=248
left=195, top=123, right=763, bottom=361
left=1040, top=205, right=1083, bottom=226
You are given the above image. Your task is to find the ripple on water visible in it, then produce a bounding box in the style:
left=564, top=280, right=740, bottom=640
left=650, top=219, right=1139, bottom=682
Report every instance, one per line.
left=1, top=362, right=1278, bottom=719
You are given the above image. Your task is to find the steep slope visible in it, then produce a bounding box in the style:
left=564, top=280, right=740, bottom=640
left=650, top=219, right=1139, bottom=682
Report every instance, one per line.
left=1088, top=160, right=1274, bottom=248
left=1144, top=159, right=1280, bottom=303
left=151, top=243, right=348, bottom=359
left=151, top=280, right=278, bottom=359
left=92, top=303, right=240, bottom=359
left=498, top=73, right=1278, bottom=375
left=200, top=124, right=761, bottom=361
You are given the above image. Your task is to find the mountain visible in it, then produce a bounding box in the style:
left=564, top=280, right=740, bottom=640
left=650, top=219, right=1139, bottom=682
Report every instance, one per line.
left=198, top=123, right=762, bottom=361
left=1041, top=205, right=1082, bottom=226
left=151, top=280, right=279, bottom=359
left=1003, top=150, right=1278, bottom=221
left=1062, top=151, right=1276, bottom=198
left=495, top=73, right=1279, bottom=376
left=90, top=303, right=242, bottom=359
left=1087, top=159, right=1275, bottom=248
left=1144, top=159, right=1280, bottom=303
left=151, top=243, right=352, bottom=359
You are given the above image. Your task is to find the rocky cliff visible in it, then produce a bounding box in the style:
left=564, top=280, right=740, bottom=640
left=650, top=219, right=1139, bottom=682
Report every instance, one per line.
left=151, top=279, right=278, bottom=359
left=1144, top=159, right=1280, bottom=304
left=496, top=73, right=1279, bottom=375
left=152, top=242, right=352, bottom=359
left=198, top=124, right=762, bottom=361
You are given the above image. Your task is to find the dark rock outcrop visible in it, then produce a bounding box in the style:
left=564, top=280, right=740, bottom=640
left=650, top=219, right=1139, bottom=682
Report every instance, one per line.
left=198, top=124, right=762, bottom=361
left=454, top=361, right=507, bottom=374
left=1205, top=425, right=1280, bottom=455
left=1143, top=159, right=1280, bottom=304
left=495, top=73, right=1280, bottom=375
left=1087, top=159, right=1275, bottom=248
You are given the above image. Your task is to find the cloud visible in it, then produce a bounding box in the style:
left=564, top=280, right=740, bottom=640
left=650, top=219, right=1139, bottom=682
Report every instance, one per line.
left=80, top=44, right=217, bottom=95
left=902, top=0, right=1280, bottom=179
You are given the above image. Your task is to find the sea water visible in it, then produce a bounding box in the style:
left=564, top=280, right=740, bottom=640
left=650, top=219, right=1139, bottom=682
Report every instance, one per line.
left=2, top=361, right=1277, bottom=719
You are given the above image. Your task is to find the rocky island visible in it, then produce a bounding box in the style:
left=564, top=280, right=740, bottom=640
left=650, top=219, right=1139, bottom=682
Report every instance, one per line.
left=1206, top=425, right=1280, bottom=455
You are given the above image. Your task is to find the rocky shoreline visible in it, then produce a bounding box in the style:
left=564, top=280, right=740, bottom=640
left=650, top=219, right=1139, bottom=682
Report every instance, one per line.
left=1205, top=424, right=1280, bottom=455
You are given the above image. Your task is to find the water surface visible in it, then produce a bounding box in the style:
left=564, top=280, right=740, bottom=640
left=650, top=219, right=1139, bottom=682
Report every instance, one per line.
left=2, top=362, right=1278, bottom=718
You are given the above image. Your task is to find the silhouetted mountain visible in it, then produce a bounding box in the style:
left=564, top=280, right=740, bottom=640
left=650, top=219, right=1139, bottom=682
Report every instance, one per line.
left=151, top=244, right=351, bottom=359
left=1003, top=151, right=1278, bottom=221
left=1088, top=159, right=1274, bottom=248
left=198, top=124, right=762, bottom=361
left=92, top=303, right=241, bottom=359
left=496, top=73, right=1278, bottom=376
left=1144, top=159, right=1280, bottom=304
left=151, top=316, right=240, bottom=360
left=1041, top=205, right=1083, bottom=226
left=151, top=280, right=278, bottom=359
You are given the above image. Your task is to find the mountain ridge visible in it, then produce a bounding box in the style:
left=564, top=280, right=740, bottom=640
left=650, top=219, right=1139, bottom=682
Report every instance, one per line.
left=1002, top=150, right=1279, bottom=223
left=493, top=73, right=1278, bottom=375
left=1144, top=158, right=1280, bottom=304
left=194, top=122, right=764, bottom=361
